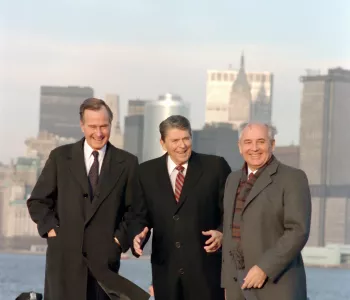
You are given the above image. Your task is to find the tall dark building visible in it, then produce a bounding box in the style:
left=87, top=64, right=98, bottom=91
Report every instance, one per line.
left=127, top=99, right=148, bottom=116
left=193, top=123, right=243, bottom=171
left=124, top=100, right=148, bottom=162
left=124, top=115, right=144, bottom=162
left=39, top=86, right=94, bottom=139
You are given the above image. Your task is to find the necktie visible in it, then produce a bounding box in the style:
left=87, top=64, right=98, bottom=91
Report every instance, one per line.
left=88, top=150, right=99, bottom=197
left=174, top=165, right=185, bottom=202
left=248, top=172, right=255, bottom=181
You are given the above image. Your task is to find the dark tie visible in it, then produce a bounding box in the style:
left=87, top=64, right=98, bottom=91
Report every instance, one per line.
left=174, top=165, right=185, bottom=203
left=248, top=172, right=255, bottom=181
left=88, top=151, right=99, bottom=197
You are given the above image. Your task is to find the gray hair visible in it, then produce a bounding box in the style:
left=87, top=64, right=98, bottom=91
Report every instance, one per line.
left=159, top=115, right=192, bottom=141
left=239, top=122, right=277, bottom=141
left=80, top=98, right=113, bottom=123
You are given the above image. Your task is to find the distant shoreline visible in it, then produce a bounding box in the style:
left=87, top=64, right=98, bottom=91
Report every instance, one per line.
left=0, top=249, right=151, bottom=260
left=0, top=250, right=348, bottom=269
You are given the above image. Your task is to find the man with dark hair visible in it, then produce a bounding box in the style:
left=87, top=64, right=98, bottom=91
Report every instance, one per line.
left=130, top=115, right=231, bottom=300
left=27, top=98, right=148, bottom=300
left=221, top=122, right=311, bottom=300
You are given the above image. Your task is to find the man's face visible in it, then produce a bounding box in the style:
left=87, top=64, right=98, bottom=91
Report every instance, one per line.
left=160, top=128, right=192, bottom=165
left=80, top=107, right=111, bottom=150
left=238, top=124, right=275, bottom=171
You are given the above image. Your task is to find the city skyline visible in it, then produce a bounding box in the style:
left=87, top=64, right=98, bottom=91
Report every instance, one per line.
left=1, top=0, right=349, bottom=163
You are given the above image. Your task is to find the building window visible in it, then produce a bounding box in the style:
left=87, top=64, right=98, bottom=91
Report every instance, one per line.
left=224, top=74, right=228, bottom=81
left=211, top=73, right=216, bottom=81
left=217, top=73, right=221, bottom=81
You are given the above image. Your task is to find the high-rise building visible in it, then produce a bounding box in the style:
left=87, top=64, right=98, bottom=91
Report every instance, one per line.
left=206, top=54, right=273, bottom=128
left=105, top=94, right=123, bottom=149
left=128, top=99, right=148, bottom=116
left=124, top=115, right=144, bottom=162
left=192, top=123, right=243, bottom=171
left=142, top=93, right=190, bottom=162
left=39, top=86, right=94, bottom=139
left=299, top=67, right=350, bottom=246
left=273, top=145, right=300, bottom=169
left=124, top=100, right=148, bottom=162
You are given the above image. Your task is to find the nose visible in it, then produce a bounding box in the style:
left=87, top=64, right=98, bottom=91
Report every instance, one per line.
left=179, top=140, right=186, bottom=148
left=95, top=128, right=103, bottom=137
left=251, top=142, right=259, bottom=151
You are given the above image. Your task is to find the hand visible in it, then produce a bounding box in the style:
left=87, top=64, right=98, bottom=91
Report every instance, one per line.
left=241, top=265, right=267, bottom=289
left=133, top=227, right=149, bottom=256
left=148, top=285, right=154, bottom=296
left=114, top=237, right=121, bottom=246
left=202, top=230, right=222, bottom=252
left=48, top=229, right=57, bottom=238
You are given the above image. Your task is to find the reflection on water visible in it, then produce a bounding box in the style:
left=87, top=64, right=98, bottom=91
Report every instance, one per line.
left=0, top=253, right=349, bottom=300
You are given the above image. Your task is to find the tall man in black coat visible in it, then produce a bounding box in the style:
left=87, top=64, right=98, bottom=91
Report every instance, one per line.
left=130, top=115, right=231, bottom=300
left=27, top=98, right=149, bottom=300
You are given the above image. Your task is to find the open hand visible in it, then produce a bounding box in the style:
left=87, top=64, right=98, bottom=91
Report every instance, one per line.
left=202, top=230, right=222, bottom=253
left=133, top=227, right=149, bottom=256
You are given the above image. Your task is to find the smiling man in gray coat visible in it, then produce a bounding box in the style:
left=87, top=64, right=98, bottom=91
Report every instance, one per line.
left=221, top=123, right=311, bottom=300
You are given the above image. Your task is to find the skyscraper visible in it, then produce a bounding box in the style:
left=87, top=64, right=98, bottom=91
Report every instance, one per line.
left=105, top=94, right=123, bottom=149
left=142, top=93, right=189, bottom=162
left=39, top=86, right=94, bottom=139
left=123, top=100, right=149, bottom=162
left=206, top=54, right=273, bottom=127
left=300, top=67, right=350, bottom=246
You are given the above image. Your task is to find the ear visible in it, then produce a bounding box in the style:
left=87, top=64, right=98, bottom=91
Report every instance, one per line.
left=238, top=141, right=243, bottom=155
left=271, top=139, right=276, bottom=151
left=80, top=120, right=84, bottom=133
left=160, top=138, right=167, bottom=151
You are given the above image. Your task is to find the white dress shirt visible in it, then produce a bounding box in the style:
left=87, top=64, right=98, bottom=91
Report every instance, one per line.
left=247, top=167, right=258, bottom=178
left=84, top=140, right=107, bottom=175
left=167, top=156, right=188, bottom=193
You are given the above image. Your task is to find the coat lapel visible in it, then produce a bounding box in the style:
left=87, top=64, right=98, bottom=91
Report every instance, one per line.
left=68, top=139, right=90, bottom=195
left=242, top=159, right=279, bottom=214
left=155, top=154, right=179, bottom=211
left=226, top=171, right=241, bottom=225
left=175, top=152, right=203, bottom=213
left=85, top=143, right=125, bottom=225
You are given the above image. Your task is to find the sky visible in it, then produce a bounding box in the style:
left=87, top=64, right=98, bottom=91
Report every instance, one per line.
left=0, top=0, right=349, bottom=163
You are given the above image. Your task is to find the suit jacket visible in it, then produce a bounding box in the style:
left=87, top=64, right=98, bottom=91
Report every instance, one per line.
left=221, top=158, right=311, bottom=300
left=129, top=152, right=231, bottom=300
left=27, top=139, right=149, bottom=300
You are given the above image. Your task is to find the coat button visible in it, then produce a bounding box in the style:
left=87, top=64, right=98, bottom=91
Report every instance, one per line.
left=233, top=277, right=237, bottom=282
left=173, top=215, right=179, bottom=221
left=82, top=252, right=87, bottom=257
left=83, top=193, right=88, bottom=198
left=175, top=242, right=181, bottom=248
left=179, top=268, right=184, bottom=275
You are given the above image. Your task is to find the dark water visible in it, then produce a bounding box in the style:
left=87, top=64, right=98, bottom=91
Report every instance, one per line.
left=0, top=253, right=349, bottom=299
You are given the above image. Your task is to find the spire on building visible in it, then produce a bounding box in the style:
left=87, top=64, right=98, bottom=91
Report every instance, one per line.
left=240, top=51, right=245, bottom=70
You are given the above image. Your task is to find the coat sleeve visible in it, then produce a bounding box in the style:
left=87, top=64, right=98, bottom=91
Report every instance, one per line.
left=257, top=169, right=312, bottom=282
left=27, top=150, right=59, bottom=238
left=216, top=157, right=232, bottom=233
left=126, top=165, right=152, bottom=258
left=221, top=172, right=234, bottom=288
left=114, top=156, right=139, bottom=253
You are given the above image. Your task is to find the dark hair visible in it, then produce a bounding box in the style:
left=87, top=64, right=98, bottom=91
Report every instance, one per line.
left=159, top=115, right=192, bottom=141
left=79, top=98, right=113, bottom=123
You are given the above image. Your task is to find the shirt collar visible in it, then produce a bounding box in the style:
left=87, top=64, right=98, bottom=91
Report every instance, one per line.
left=84, top=140, right=107, bottom=159
left=167, top=155, right=188, bottom=175
left=247, top=167, right=258, bottom=175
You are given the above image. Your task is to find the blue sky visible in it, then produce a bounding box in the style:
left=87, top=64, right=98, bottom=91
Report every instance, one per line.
left=0, top=0, right=349, bottom=162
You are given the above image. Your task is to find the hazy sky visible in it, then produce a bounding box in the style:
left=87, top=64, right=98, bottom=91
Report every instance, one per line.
left=0, top=0, right=349, bottom=163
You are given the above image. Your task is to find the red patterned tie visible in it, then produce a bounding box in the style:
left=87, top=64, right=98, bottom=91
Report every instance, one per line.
left=174, top=165, right=185, bottom=202
left=248, top=172, right=254, bottom=181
